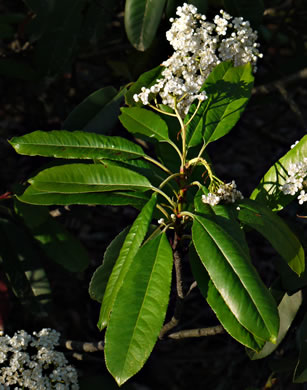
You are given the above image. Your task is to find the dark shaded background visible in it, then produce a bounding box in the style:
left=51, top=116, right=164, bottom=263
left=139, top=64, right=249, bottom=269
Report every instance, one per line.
left=1, top=0, right=307, bottom=389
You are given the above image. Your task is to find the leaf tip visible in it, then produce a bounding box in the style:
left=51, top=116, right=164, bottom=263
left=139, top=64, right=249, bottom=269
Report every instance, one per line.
left=115, top=376, right=128, bottom=387
left=97, top=318, right=107, bottom=331
left=270, top=335, right=277, bottom=344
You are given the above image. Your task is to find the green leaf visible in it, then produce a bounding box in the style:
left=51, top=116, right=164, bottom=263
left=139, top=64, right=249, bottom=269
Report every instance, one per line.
left=124, top=0, right=166, bottom=51
left=187, top=62, right=254, bottom=146
left=223, top=0, right=264, bottom=26
left=10, top=130, right=146, bottom=161
left=192, top=193, right=279, bottom=343
left=237, top=199, right=305, bottom=276
left=294, top=313, right=307, bottom=382
left=89, top=227, right=129, bottom=303
left=98, top=194, right=157, bottom=329
left=125, top=65, right=163, bottom=106
left=155, top=142, right=181, bottom=173
left=248, top=290, right=302, bottom=360
left=250, top=135, right=307, bottom=211
left=189, top=244, right=265, bottom=351
left=120, top=107, right=169, bottom=143
left=26, top=163, right=153, bottom=194
left=15, top=201, right=89, bottom=272
left=185, top=96, right=210, bottom=148
left=18, top=186, right=150, bottom=208
left=105, top=232, right=173, bottom=386
left=63, top=87, right=125, bottom=133
left=204, top=61, right=254, bottom=144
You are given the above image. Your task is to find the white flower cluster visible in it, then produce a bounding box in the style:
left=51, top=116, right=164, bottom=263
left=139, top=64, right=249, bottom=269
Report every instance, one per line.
left=134, top=3, right=262, bottom=116
left=0, top=329, right=79, bottom=390
left=281, top=158, right=307, bottom=204
left=202, top=180, right=244, bottom=206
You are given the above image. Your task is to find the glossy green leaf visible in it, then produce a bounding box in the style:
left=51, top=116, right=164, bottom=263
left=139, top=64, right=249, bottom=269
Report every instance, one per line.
left=105, top=232, right=173, bottom=385
left=251, top=135, right=307, bottom=211
left=98, top=194, right=157, bottom=329
left=223, top=0, right=264, bottom=26
left=189, top=244, right=265, bottom=351
left=89, top=227, right=129, bottom=303
left=10, top=130, right=145, bottom=161
left=26, top=163, right=153, bottom=194
left=192, top=193, right=279, bottom=343
left=237, top=199, right=305, bottom=276
left=125, top=0, right=166, bottom=51
left=294, top=313, right=307, bottom=382
left=120, top=107, right=169, bottom=143
left=248, top=290, right=302, bottom=360
left=18, top=186, right=150, bottom=208
left=125, top=65, right=163, bottom=106
left=185, top=96, right=210, bottom=148
left=63, top=87, right=126, bottom=133
left=191, top=62, right=254, bottom=146
left=15, top=201, right=89, bottom=272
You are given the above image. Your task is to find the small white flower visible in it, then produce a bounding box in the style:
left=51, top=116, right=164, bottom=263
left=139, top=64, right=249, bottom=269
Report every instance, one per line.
left=291, top=140, right=299, bottom=149
left=202, top=180, right=243, bottom=206
left=170, top=213, right=177, bottom=222
left=0, top=329, right=79, bottom=389
left=134, top=4, right=262, bottom=116
left=298, top=190, right=307, bottom=204
left=281, top=157, right=307, bottom=205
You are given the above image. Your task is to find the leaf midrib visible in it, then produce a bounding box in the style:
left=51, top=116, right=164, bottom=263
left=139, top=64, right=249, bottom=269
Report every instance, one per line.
left=195, top=215, right=268, bottom=332
left=15, top=140, right=144, bottom=157
left=120, top=235, right=165, bottom=379
left=124, top=110, right=168, bottom=141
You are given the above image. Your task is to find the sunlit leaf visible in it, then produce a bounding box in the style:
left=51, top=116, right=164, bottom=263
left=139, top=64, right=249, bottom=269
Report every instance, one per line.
left=120, top=107, right=169, bottom=143
left=105, top=232, right=173, bottom=385
left=98, top=194, right=157, bottom=329
left=189, top=244, right=264, bottom=351
left=89, top=227, right=129, bottom=303
left=192, top=191, right=279, bottom=343
left=26, top=163, right=153, bottom=194
left=238, top=199, right=305, bottom=276
left=251, top=135, right=307, bottom=211
left=10, top=130, right=145, bottom=161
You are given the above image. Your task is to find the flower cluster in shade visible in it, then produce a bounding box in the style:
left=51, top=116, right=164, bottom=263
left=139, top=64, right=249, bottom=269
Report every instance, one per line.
left=202, top=180, right=244, bottom=206
left=281, top=157, right=307, bottom=205
left=0, top=329, right=79, bottom=390
left=133, top=3, right=262, bottom=116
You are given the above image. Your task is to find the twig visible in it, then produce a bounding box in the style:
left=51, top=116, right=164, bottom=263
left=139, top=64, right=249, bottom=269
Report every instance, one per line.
left=159, top=233, right=185, bottom=339
left=186, top=281, right=197, bottom=297
left=252, top=68, right=307, bottom=95
left=60, top=339, right=104, bottom=353
left=252, top=68, right=307, bottom=128
left=167, top=325, right=225, bottom=340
